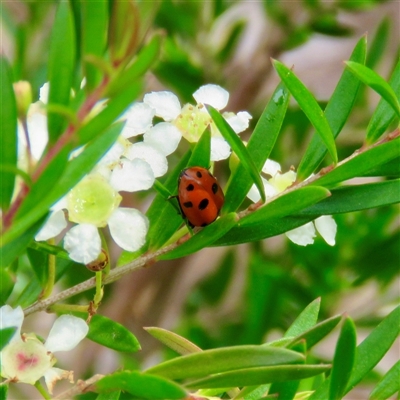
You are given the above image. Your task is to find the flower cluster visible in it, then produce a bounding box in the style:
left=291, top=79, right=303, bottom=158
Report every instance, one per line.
left=0, top=305, right=88, bottom=394
left=247, top=159, right=337, bottom=246
left=29, top=83, right=250, bottom=264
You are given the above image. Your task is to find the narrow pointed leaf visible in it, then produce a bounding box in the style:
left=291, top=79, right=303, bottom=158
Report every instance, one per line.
left=96, top=371, right=187, bottom=399
left=144, top=327, right=202, bottom=355
left=158, top=213, right=238, bottom=260
left=0, top=57, right=17, bottom=211
left=346, top=305, right=400, bottom=393
left=298, top=36, right=366, bottom=179
left=345, top=61, right=400, bottom=118
left=300, top=180, right=400, bottom=216
left=86, top=315, right=141, bottom=352
left=81, top=0, right=108, bottom=91
left=47, top=1, right=76, bottom=142
left=272, top=59, right=337, bottom=163
left=310, top=306, right=400, bottom=399
left=285, top=298, right=321, bottom=338
left=207, top=105, right=266, bottom=202
left=186, top=364, right=331, bottom=390
left=223, top=81, right=289, bottom=213
left=366, top=18, right=390, bottom=69
left=187, top=127, right=211, bottom=169
left=313, top=137, right=400, bottom=188
left=369, top=360, right=400, bottom=400
left=288, top=315, right=342, bottom=350
left=240, top=187, right=330, bottom=227
left=145, top=345, right=304, bottom=380
left=366, top=59, right=400, bottom=144
left=329, top=317, right=357, bottom=400
left=0, top=327, right=16, bottom=351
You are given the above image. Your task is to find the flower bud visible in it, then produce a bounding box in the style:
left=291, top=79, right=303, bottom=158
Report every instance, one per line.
left=13, top=81, right=32, bottom=119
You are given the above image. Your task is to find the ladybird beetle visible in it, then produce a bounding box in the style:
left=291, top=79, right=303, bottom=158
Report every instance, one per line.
left=178, top=167, right=225, bottom=227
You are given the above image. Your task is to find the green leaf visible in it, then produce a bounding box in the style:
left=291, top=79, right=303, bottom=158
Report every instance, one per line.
left=187, top=127, right=211, bottom=169
left=285, top=298, right=321, bottom=338
left=240, top=187, right=330, bottom=227
left=346, top=305, right=400, bottom=393
left=144, top=152, right=191, bottom=252
left=369, top=360, right=400, bottom=400
left=213, top=215, right=315, bottom=247
left=223, top=82, right=289, bottom=213
left=107, top=33, right=162, bottom=97
left=145, top=345, right=304, bottom=380
left=288, top=314, right=342, bottom=350
left=0, top=268, right=15, bottom=305
left=81, top=0, right=108, bottom=91
left=0, top=384, right=8, bottom=400
left=272, top=59, right=338, bottom=164
left=77, top=82, right=142, bottom=145
left=329, top=317, right=357, bottom=400
left=186, top=364, right=331, bottom=390
left=2, top=122, right=124, bottom=247
left=0, top=327, right=16, bottom=351
left=207, top=105, right=266, bottom=202
left=96, top=391, right=121, bottom=400
left=345, top=61, right=400, bottom=118
left=144, top=327, right=202, bottom=355
left=96, top=371, right=187, bottom=399
left=310, top=306, right=400, bottom=399
left=300, top=180, right=400, bottom=216
left=87, top=315, right=141, bottom=353
left=366, top=18, right=390, bottom=69
left=47, top=1, right=76, bottom=143
left=158, top=213, right=238, bottom=260
left=0, top=214, right=47, bottom=268
left=0, top=56, right=17, bottom=211
left=269, top=380, right=299, bottom=400
left=313, top=137, right=400, bottom=188
left=298, top=36, right=366, bottom=180
left=366, top=59, right=400, bottom=144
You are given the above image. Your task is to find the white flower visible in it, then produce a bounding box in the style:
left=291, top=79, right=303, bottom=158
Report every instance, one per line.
left=0, top=306, right=88, bottom=394
left=247, top=159, right=337, bottom=246
left=143, top=84, right=252, bottom=162
left=36, top=174, right=150, bottom=265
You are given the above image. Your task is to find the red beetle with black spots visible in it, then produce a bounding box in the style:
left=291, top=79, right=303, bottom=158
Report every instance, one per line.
left=177, top=167, right=225, bottom=227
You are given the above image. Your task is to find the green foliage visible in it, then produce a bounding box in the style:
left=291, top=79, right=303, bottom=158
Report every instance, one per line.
left=1, top=1, right=398, bottom=399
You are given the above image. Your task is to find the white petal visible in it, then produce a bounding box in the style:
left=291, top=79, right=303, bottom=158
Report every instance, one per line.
left=108, top=208, right=149, bottom=252
left=110, top=158, right=154, bottom=192
left=126, top=142, right=168, bottom=177
left=270, top=170, right=297, bottom=192
left=27, top=110, right=49, bottom=160
left=262, top=159, right=281, bottom=177
left=247, top=177, right=277, bottom=203
left=143, top=122, right=182, bottom=156
left=98, top=140, right=125, bottom=167
left=121, top=102, right=155, bottom=138
left=44, top=367, right=74, bottom=394
left=0, top=305, right=24, bottom=342
left=285, top=222, right=316, bottom=246
left=315, top=215, right=337, bottom=246
left=193, top=84, right=229, bottom=110
left=144, top=91, right=181, bottom=121
left=39, top=82, right=50, bottom=104
left=63, top=224, right=101, bottom=264
left=45, top=315, right=88, bottom=353
left=210, top=137, right=231, bottom=161
left=35, top=210, right=67, bottom=241
left=224, top=111, right=252, bottom=133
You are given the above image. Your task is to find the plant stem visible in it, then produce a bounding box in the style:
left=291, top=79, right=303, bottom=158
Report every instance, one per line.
left=34, top=381, right=50, bottom=400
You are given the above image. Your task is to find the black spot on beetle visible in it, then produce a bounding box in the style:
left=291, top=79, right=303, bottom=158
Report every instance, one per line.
left=199, top=198, right=209, bottom=210
left=196, top=171, right=202, bottom=178
left=186, top=184, right=194, bottom=191
left=183, top=201, right=193, bottom=208
left=212, top=183, right=218, bottom=194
